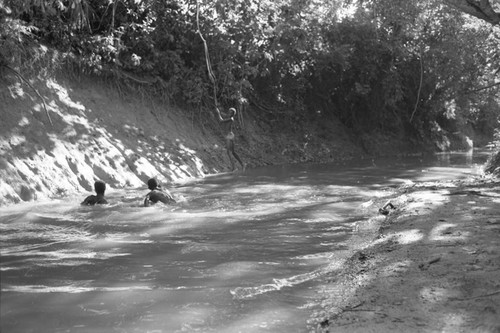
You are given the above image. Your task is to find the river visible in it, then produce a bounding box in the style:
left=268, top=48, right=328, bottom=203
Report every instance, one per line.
left=0, top=151, right=489, bottom=333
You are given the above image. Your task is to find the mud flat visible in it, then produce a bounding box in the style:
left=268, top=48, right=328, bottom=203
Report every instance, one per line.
left=309, top=177, right=500, bottom=333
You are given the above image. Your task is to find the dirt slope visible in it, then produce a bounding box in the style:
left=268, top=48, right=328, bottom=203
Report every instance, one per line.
left=0, top=75, right=217, bottom=205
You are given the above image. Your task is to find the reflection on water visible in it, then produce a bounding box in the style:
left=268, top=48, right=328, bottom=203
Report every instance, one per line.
left=0, top=151, right=489, bottom=332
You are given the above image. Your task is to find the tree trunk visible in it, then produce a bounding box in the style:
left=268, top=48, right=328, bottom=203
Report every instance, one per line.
left=110, top=0, right=118, bottom=34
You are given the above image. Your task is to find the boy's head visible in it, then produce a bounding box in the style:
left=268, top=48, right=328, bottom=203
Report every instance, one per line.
left=94, top=181, right=106, bottom=195
left=147, top=178, right=159, bottom=190
left=228, top=107, right=237, bottom=117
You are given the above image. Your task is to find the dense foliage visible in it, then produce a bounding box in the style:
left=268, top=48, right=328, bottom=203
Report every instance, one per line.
left=1, top=0, right=499, bottom=150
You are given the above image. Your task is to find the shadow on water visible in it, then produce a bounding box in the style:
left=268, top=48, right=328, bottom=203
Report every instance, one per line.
left=0, top=151, right=490, bottom=332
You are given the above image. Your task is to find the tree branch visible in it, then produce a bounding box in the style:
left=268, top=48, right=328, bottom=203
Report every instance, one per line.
left=468, top=81, right=500, bottom=93
left=443, top=0, right=500, bottom=25
left=2, top=64, right=54, bottom=127
left=410, top=49, right=424, bottom=123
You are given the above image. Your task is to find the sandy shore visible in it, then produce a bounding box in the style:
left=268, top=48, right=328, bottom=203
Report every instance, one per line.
left=310, top=177, right=500, bottom=332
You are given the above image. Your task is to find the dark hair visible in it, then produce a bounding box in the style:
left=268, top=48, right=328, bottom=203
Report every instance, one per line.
left=147, top=178, right=159, bottom=190
left=94, top=181, right=106, bottom=195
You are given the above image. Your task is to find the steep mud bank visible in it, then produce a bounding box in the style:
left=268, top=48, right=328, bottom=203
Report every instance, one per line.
left=1, top=74, right=365, bottom=205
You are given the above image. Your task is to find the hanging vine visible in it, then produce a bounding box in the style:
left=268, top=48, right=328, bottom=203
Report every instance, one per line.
left=195, top=0, right=219, bottom=109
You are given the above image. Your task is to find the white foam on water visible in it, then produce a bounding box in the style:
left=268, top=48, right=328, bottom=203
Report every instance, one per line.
left=230, top=259, right=346, bottom=299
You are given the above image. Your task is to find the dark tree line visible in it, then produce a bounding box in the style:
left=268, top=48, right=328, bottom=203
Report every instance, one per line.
left=1, top=0, right=499, bottom=150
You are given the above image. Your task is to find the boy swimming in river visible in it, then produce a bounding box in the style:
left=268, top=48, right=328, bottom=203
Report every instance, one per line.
left=81, top=181, right=108, bottom=205
left=144, top=178, right=176, bottom=207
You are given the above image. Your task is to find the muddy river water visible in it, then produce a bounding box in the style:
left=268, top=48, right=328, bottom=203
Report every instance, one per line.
left=0, top=151, right=489, bottom=332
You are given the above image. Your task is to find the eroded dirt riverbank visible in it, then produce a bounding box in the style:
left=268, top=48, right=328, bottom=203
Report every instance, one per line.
left=310, top=176, right=500, bottom=333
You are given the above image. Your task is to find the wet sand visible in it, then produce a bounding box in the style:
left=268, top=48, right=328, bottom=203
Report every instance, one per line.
left=310, top=176, right=500, bottom=332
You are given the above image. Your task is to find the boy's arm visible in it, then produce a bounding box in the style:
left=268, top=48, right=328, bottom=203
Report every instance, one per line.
left=216, top=107, right=226, bottom=122
left=159, top=191, right=176, bottom=204
left=143, top=192, right=151, bottom=207
left=81, top=196, right=90, bottom=205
